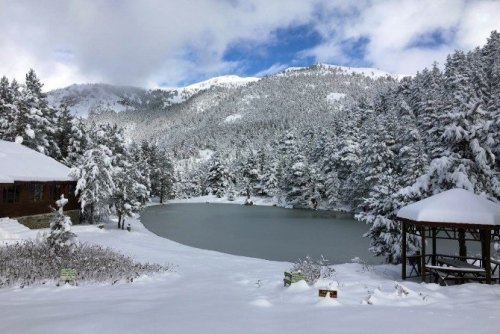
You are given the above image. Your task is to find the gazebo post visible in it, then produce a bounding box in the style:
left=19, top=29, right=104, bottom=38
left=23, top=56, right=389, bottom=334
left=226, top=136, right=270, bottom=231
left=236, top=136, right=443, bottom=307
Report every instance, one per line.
left=401, top=221, right=407, bottom=280
left=480, top=229, right=492, bottom=284
left=420, top=226, right=426, bottom=282
left=458, top=228, right=467, bottom=258
left=432, top=227, right=437, bottom=266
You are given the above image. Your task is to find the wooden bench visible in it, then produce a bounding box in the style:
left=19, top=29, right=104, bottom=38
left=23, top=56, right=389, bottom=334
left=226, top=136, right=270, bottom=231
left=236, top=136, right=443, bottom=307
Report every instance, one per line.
left=318, top=289, right=337, bottom=298
left=59, top=268, right=77, bottom=285
left=283, top=271, right=306, bottom=286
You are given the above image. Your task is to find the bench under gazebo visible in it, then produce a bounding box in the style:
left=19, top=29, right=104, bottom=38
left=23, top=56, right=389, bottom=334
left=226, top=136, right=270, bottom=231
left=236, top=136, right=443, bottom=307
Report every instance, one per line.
left=397, top=188, right=500, bottom=285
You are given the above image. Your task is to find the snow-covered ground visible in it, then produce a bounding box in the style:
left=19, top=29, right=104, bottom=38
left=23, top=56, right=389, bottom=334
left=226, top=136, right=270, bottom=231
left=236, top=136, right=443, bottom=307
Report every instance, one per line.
left=168, top=194, right=277, bottom=206
left=1, top=215, right=499, bottom=334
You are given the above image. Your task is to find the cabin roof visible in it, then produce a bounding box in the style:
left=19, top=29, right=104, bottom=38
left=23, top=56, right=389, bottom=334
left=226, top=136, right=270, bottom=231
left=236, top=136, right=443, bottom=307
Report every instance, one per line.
left=397, top=188, right=500, bottom=226
left=0, top=140, right=74, bottom=184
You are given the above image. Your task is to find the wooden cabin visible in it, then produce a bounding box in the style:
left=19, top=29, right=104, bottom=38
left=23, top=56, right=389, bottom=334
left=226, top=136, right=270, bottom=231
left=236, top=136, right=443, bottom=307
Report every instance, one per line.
left=0, top=140, right=80, bottom=228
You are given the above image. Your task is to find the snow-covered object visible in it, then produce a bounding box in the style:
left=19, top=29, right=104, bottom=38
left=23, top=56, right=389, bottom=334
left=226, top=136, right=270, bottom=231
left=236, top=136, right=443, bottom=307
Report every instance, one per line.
left=397, top=188, right=500, bottom=225
left=0, top=140, right=74, bottom=183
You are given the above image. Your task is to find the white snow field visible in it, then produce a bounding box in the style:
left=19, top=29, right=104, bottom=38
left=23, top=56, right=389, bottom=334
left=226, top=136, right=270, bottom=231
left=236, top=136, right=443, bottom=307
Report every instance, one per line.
left=1, top=215, right=499, bottom=334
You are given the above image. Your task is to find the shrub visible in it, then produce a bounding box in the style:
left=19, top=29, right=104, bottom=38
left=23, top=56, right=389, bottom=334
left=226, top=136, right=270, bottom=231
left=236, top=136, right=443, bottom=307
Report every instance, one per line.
left=0, top=240, right=173, bottom=288
left=290, top=255, right=336, bottom=285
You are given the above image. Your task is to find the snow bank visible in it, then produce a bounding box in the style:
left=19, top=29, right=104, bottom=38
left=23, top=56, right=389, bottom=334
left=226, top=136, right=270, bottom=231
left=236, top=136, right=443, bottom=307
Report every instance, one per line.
left=0, top=218, right=38, bottom=243
left=168, top=194, right=277, bottom=207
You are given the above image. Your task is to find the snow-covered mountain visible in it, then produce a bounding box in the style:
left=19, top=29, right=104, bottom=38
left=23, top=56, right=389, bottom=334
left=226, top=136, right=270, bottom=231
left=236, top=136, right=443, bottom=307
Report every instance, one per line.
left=47, top=75, right=259, bottom=117
left=47, top=84, right=144, bottom=117
left=84, top=64, right=398, bottom=159
left=181, top=75, right=259, bottom=92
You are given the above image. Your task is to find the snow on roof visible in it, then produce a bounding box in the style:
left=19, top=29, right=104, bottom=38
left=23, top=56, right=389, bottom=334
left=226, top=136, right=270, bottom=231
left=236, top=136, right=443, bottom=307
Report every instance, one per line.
left=397, top=188, right=500, bottom=226
left=0, top=140, right=74, bottom=184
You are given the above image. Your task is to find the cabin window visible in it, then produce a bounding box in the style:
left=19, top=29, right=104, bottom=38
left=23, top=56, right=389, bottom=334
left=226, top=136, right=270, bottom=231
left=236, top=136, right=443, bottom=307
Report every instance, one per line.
left=52, top=183, right=61, bottom=200
left=32, top=183, right=44, bottom=202
left=2, top=185, right=19, bottom=203
left=68, top=183, right=76, bottom=198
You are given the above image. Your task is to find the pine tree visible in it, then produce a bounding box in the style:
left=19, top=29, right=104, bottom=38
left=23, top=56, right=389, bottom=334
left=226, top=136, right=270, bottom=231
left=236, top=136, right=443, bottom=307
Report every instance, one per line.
left=47, top=195, right=78, bottom=252
left=71, top=145, right=116, bottom=224
left=112, top=158, right=149, bottom=229
left=205, top=153, right=233, bottom=197
left=14, top=69, right=54, bottom=154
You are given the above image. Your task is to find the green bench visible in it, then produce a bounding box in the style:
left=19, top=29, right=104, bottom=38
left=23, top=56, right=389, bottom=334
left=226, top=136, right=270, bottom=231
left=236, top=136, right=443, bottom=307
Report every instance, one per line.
left=283, top=271, right=306, bottom=286
left=59, top=269, right=77, bottom=285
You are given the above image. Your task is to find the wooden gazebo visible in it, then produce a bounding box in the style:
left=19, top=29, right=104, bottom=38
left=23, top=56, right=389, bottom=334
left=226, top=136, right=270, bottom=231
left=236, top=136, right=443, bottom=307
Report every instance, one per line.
left=397, top=189, right=500, bottom=285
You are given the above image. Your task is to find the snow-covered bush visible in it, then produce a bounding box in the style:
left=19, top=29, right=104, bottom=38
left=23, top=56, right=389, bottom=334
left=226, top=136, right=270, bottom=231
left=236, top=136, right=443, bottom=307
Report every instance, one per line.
left=0, top=241, right=173, bottom=288
left=290, top=255, right=335, bottom=285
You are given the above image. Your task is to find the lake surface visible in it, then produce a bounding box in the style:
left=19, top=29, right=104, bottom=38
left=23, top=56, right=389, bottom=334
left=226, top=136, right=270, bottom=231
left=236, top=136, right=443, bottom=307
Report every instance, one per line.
left=142, top=203, right=384, bottom=264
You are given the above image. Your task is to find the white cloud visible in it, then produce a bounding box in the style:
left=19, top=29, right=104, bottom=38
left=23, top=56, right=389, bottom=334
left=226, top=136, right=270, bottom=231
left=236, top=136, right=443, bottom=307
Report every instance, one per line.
left=0, top=0, right=498, bottom=90
left=254, top=63, right=289, bottom=77
left=307, top=0, right=500, bottom=74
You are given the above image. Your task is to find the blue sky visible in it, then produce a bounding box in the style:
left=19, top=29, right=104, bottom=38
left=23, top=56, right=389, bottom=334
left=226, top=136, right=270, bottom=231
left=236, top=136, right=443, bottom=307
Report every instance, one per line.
left=223, top=24, right=321, bottom=76
left=0, top=0, right=498, bottom=90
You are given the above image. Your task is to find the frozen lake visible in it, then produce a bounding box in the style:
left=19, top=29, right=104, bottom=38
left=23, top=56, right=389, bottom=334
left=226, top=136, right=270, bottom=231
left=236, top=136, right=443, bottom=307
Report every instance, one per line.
left=141, top=203, right=384, bottom=264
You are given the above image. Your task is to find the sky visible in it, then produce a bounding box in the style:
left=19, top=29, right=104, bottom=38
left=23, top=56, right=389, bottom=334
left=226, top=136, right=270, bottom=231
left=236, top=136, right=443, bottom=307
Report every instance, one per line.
left=0, top=0, right=498, bottom=91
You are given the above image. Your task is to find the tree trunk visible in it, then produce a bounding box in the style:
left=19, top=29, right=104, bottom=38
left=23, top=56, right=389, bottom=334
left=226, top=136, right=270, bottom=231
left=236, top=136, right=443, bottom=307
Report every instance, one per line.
left=122, top=217, right=125, bottom=230
left=117, top=212, right=122, bottom=229
left=89, top=204, right=94, bottom=225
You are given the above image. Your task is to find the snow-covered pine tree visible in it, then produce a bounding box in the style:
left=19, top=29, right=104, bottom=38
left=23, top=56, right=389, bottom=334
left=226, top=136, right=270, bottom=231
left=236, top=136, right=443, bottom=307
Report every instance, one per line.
left=143, top=142, right=174, bottom=203
left=112, top=157, right=149, bottom=229
left=53, top=104, right=77, bottom=163
left=46, top=195, right=78, bottom=252
left=239, top=149, right=261, bottom=196
left=71, top=145, right=116, bottom=224
left=258, top=155, right=281, bottom=197
left=205, top=153, right=233, bottom=197
left=0, top=76, right=15, bottom=139
left=283, top=154, right=313, bottom=208
left=14, top=69, right=54, bottom=155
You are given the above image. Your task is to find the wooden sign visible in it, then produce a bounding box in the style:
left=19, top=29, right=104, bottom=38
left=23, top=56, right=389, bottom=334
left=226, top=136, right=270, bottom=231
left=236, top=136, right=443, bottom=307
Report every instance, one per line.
left=318, top=289, right=337, bottom=298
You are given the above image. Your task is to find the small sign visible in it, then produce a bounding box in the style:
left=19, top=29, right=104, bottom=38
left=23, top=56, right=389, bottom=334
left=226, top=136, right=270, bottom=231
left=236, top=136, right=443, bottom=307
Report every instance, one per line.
left=319, top=289, right=337, bottom=298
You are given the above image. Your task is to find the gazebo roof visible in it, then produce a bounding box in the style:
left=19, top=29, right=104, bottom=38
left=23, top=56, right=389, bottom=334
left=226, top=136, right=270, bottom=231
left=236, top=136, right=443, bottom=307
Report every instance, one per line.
left=397, top=188, right=500, bottom=227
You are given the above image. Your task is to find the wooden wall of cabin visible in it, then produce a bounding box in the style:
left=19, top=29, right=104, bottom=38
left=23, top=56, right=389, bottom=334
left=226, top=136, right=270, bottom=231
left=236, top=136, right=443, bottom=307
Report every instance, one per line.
left=0, top=181, right=79, bottom=219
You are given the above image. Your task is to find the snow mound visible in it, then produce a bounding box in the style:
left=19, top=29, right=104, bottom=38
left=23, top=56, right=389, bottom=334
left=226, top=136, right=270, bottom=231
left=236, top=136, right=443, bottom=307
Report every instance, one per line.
left=365, top=283, right=429, bottom=306
left=0, top=218, right=37, bottom=242
left=250, top=298, right=273, bottom=307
